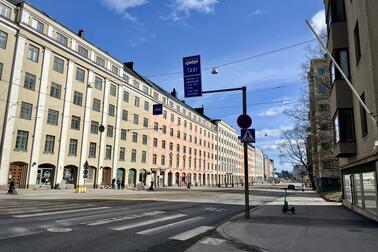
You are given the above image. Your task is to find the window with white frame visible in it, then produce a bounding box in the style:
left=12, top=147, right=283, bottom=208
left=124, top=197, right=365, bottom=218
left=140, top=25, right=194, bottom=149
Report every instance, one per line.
left=44, top=135, right=55, bottom=154
left=78, top=45, right=88, bottom=58
left=0, top=30, right=7, bottom=49
left=0, top=3, right=11, bottom=19
left=56, top=32, right=68, bottom=46
left=20, top=102, right=33, bottom=120
left=47, top=109, right=59, bottom=125
left=15, top=130, right=28, bottom=151
left=27, top=44, right=39, bottom=62
left=53, top=56, right=64, bottom=74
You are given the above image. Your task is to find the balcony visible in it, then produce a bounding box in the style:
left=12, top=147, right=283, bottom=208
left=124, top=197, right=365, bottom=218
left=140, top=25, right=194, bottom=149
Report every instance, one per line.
left=327, top=21, right=348, bottom=51
left=330, top=79, right=354, bottom=116
left=334, top=141, right=356, bottom=157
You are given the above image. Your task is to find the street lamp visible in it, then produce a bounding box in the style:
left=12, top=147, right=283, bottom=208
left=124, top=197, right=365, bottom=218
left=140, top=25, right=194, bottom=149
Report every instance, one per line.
left=211, top=67, right=219, bottom=75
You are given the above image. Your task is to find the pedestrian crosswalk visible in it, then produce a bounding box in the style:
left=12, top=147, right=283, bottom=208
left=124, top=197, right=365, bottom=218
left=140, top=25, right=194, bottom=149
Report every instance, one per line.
left=0, top=201, right=229, bottom=244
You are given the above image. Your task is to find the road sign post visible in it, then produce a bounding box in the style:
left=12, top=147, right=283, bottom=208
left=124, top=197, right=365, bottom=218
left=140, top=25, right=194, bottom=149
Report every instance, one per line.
left=183, top=55, right=202, bottom=97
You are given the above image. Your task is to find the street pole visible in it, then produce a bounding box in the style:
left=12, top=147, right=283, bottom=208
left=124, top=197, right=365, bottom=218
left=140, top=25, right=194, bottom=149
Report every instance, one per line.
left=242, top=86, right=250, bottom=219
left=201, top=86, right=250, bottom=219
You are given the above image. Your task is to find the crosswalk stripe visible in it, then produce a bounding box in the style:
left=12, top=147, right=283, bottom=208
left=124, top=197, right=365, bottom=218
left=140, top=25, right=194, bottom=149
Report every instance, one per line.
left=110, top=214, right=186, bottom=231
left=55, top=208, right=131, bottom=224
left=169, top=226, right=214, bottom=241
left=13, top=206, right=111, bottom=218
left=84, top=211, right=165, bottom=226
left=137, top=216, right=203, bottom=235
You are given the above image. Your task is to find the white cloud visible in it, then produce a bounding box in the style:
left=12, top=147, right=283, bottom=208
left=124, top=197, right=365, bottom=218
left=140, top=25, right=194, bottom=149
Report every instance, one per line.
left=174, top=0, right=219, bottom=14
left=249, top=9, right=262, bottom=16
left=102, top=0, right=147, bottom=13
left=257, top=102, right=291, bottom=117
left=311, top=10, right=326, bottom=33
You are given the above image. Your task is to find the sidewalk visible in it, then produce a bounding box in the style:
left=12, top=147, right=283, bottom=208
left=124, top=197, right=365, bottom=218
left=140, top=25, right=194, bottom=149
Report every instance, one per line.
left=188, top=190, right=378, bottom=252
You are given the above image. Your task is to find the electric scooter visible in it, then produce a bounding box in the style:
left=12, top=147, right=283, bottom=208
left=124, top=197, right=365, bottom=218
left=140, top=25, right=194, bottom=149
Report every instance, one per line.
left=282, top=188, right=295, bottom=214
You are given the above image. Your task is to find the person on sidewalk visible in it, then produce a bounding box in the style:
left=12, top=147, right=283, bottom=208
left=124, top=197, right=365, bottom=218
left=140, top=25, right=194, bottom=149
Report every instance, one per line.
left=111, top=178, right=116, bottom=189
left=117, top=178, right=121, bottom=189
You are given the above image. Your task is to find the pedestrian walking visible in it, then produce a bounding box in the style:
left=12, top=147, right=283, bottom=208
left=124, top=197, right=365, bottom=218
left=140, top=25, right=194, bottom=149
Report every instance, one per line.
left=111, top=178, right=115, bottom=189
left=117, top=178, right=121, bottom=189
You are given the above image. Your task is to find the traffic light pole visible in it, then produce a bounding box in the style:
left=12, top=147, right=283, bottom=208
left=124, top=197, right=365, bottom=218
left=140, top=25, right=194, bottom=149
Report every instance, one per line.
left=202, top=86, right=250, bottom=219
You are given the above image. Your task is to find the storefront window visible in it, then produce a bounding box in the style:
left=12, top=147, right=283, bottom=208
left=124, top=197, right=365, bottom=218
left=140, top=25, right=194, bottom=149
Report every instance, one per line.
left=354, top=174, right=363, bottom=207
left=36, top=167, right=53, bottom=185
left=363, top=172, right=377, bottom=214
left=344, top=175, right=352, bottom=202
left=63, top=167, right=75, bottom=184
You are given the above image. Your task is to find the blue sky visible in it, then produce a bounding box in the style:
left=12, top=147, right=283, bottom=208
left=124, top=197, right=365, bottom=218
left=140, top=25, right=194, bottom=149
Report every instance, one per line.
left=27, top=0, right=325, bottom=172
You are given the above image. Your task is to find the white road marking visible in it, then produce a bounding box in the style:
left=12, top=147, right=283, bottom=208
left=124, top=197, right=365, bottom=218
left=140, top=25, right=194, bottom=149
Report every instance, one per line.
left=111, top=214, right=186, bottom=231
left=55, top=208, right=130, bottom=224
left=200, top=207, right=226, bottom=212
left=137, top=216, right=203, bottom=235
left=85, top=210, right=165, bottom=226
left=169, top=226, right=214, bottom=241
left=0, top=230, right=43, bottom=241
left=200, top=237, right=226, bottom=245
left=12, top=206, right=111, bottom=218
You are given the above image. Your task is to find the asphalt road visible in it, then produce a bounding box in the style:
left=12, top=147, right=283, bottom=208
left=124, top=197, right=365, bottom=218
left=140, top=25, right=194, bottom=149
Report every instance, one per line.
left=0, top=186, right=283, bottom=252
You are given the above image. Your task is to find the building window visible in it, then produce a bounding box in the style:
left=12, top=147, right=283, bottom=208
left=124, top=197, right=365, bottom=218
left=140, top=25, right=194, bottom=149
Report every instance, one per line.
left=89, top=142, right=96, bottom=158
left=153, top=138, right=158, bottom=147
left=123, top=91, right=129, bottom=102
left=47, top=109, right=59, bottom=125
left=32, top=19, right=44, bottom=33
left=169, top=142, right=173, bottom=151
left=15, top=130, right=28, bottom=151
left=44, top=135, right=55, bottom=154
left=133, top=80, right=140, bottom=89
left=144, top=101, right=149, bottom=111
left=78, top=45, right=89, bottom=58
left=0, top=63, right=3, bottom=80
left=153, top=92, right=159, bottom=100
left=161, top=155, right=165, bottom=166
left=50, top=82, right=61, bottom=98
left=107, top=125, right=113, bottom=137
left=68, top=139, right=78, bottom=156
left=108, top=104, right=115, bottom=116
left=27, top=45, right=39, bottom=62
left=170, top=114, right=174, bottom=123
left=162, top=125, right=166, bottom=134
left=169, top=156, right=173, bottom=167
left=176, top=144, right=180, bottom=152
left=131, top=149, right=137, bottom=162
left=162, top=140, right=166, bottom=149
left=316, top=67, right=325, bottom=76
left=53, top=56, right=64, bottom=73
left=73, top=91, right=83, bottom=106
left=121, top=129, right=127, bottom=140
left=141, top=151, right=147, bottom=163
left=96, top=56, right=105, bottom=68
left=327, top=0, right=345, bottom=29
left=122, top=110, right=128, bottom=121
left=110, top=84, right=117, bottom=96
left=112, top=65, right=119, bottom=75
left=133, top=114, right=139, bottom=125
left=139, top=134, right=146, bottom=145
left=142, top=85, right=149, bottom=94
left=90, top=121, right=99, bottom=134
left=177, top=131, right=181, bottom=139
left=360, top=93, right=368, bottom=136
left=119, top=147, right=125, bottom=161
left=163, top=110, right=167, bottom=119
left=94, top=76, right=102, bottom=90
left=143, top=118, right=148, bottom=128
left=105, top=145, right=112, bottom=159
left=0, top=30, right=7, bottom=49
left=354, top=22, right=361, bottom=65
left=154, top=122, right=159, bottom=131
left=71, top=116, right=81, bottom=130
left=93, top=98, right=101, bottom=112
left=56, top=32, right=68, bottom=46
left=0, top=3, right=11, bottom=19
left=134, top=97, right=140, bottom=107
left=317, top=84, right=328, bottom=93
left=333, top=109, right=355, bottom=143
left=170, top=128, right=174, bottom=137
left=76, top=67, right=85, bottom=82
left=15, top=101, right=31, bottom=121
left=123, top=74, right=129, bottom=83
left=132, top=132, right=138, bottom=143
left=152, top=154, right=157, bottom=165
left=331, top=49, right=349, bottom=83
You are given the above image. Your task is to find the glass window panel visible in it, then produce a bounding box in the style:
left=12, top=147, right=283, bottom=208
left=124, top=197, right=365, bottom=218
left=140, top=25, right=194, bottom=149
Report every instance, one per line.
left=363, top=172, right=377, bottom=214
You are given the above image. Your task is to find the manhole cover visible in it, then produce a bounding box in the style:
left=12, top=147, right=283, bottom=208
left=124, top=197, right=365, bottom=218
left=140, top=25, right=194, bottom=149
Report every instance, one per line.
left=46, top=227, right=72, bottom=233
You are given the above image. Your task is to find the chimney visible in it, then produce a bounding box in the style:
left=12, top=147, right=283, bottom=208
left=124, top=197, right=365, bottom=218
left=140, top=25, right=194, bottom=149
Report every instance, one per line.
left=78, top=29, right=84, bottom=38
left=171, top=88, right=177, bottom=98
left=124, top=62, right=134, bottom=70
left=195, top=106, right=204, bottom=115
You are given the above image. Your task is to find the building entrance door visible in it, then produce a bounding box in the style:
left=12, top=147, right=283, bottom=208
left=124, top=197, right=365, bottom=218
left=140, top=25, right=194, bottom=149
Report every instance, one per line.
left=102, top=167, right=111, bottom=187
left=9, top=163, right=28, bottom=188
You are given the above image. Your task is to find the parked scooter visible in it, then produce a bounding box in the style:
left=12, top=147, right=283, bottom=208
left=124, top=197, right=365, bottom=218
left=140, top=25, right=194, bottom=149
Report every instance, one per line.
left=282, top=188, right=295, bottom=214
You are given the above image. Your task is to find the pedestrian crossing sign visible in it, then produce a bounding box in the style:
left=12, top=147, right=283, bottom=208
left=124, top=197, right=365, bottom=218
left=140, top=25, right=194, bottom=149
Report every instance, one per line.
left=240, top=129, right=256, bottom=143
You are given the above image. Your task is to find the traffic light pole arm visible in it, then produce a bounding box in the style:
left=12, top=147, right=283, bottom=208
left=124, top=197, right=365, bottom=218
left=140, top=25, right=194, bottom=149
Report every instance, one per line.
left=202, top=86, right=250, bottom=219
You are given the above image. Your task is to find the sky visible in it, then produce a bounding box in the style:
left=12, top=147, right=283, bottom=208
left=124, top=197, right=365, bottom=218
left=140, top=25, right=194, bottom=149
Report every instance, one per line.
left=27, top=0, right=326, bottom=172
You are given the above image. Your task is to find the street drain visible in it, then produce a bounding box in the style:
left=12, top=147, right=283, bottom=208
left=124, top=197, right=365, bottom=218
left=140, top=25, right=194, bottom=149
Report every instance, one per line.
left=47, top=227, right=72, bottom=233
